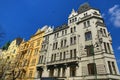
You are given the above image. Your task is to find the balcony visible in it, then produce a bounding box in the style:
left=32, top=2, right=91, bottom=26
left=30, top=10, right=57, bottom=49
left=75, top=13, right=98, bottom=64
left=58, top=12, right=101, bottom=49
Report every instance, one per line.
left=47, top=57, right=79, bottom=66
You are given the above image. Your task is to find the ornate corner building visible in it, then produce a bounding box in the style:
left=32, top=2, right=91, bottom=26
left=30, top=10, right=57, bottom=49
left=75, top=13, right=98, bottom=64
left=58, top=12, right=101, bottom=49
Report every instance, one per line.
left=36, top=3, right=120, bottom=80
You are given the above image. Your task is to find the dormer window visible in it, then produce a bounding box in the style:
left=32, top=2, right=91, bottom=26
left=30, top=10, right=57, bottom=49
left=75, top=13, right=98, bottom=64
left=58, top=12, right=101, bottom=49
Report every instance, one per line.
left=75, top=17, right=77, bottom=21
left=84, top=13, right=88, bottom=16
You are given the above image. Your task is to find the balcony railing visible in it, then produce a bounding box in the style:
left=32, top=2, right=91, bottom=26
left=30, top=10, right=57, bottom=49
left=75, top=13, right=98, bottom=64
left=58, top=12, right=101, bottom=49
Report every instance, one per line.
left=47, top=57, right=79, bottom=65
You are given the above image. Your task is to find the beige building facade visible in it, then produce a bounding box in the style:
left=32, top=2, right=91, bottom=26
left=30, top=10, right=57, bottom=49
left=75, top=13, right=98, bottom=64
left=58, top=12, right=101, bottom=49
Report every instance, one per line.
left=36, top=3, right=120, bottom=80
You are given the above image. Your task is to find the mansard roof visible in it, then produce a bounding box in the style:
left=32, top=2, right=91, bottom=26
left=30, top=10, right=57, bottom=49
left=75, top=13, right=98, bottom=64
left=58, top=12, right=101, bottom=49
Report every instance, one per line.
left=77, top=3, right=99, bottom=14
left=53, top=24, right=69, bottom=33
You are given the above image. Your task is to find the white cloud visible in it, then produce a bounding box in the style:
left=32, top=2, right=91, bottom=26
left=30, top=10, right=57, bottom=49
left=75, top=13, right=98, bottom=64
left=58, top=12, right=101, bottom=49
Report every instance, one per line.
left=109, top=5, right=120, bottom=27
left=117, top=46, right=120, bottom=50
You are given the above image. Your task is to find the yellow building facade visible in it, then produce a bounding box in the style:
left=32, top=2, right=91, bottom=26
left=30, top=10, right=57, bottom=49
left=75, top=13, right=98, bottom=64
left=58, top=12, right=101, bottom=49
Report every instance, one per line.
left=27, top=29, right=44, bottom=80
left=14, top=28, right=46, bottom=80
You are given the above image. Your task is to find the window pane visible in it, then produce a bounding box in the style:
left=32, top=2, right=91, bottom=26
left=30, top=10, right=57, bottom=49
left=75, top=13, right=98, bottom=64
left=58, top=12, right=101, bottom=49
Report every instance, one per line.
left=85, top=32, right=92, bottom=41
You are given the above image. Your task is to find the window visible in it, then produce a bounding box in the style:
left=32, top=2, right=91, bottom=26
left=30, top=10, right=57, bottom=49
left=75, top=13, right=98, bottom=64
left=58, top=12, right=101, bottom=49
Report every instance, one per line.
left=74, top=26, right=76, bottom=32
left=70, top=50, right=72, bottom=59
left=34, top=48, right=39, bottom=55
left=71, top=28, right=73, bottom=33
left=55, top=42, right=58, bottom=49
left=74, top=49, right=76, bottom=58
left=57, top=33, right=59, bottom=37
left=87, top=21, right=90, bottom=27
left=103, top=29, right=107, bottom=37
left=85, top=31, right=92, bottom=41
left=84, top=22, right=87, bottom=28
left=54, top=54, right=56, bottom=61
left=61, top=40, right=63, bottom=47
left=61, top=39, right=67, bottom=48
left=74, top=36, right=76, bottom=44
left=70, top=66, right=76, bottom=77
left=54, top=34, right=56, bottom=38
left=62, top=31, right=64, bottom=35
left=65, top=30, right=67, bottom=34
left=53, top=42, right=58, bottom=50
left=62, top=68, right=65, bottom=77
left=63, top=52, right=66, bottom=59
left=75, top=17, right=77, bottom=21
left=40, top=55, right=44, bottom=63
left=104, top=42, right=107, bottom=53
left=29, top=71, right=33, bottom=78
left=83, top=21, right=90, bottom=28
left=60, top=52, right=62, bottom=60
left=64, top=39, right=67, bottom=47
left=88, top=63, right=97, bottom=75
left=49, top=69, right=54, bottom=77
left=108, top=61, right=112, bottom=74
left=70, top=36, right=76, bottom=45
left=107, top=43, right=111, bottom=53
left=85, top=45, right=94, bottom=56
left=31, top=59, right=36, bottom=66
left=112, top=62, right=117, bottom=74
left=51, top=54, right=53, bottom=62
left=37, top=40, right=40, bottom=46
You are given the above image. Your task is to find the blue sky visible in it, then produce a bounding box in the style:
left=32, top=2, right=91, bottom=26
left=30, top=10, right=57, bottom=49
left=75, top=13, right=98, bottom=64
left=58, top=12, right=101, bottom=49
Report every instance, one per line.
left=0, top=0, right=120, bottom=70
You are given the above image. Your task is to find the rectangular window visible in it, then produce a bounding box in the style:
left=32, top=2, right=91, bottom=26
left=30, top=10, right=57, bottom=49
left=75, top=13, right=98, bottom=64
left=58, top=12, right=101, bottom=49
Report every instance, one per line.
left=108, top=61, right=112, bottom=74
left=86, top=45, right=94, bottom=56
left=57, top=33, right=59, bottom=38
left=70, top=66, right=76, bottom=77
left=70, top=50, right=72, bottom=59
left=71, top=28, right=73, bottom=33
left=63, top=52, right=66, bottom=59
left=74, top=36, right=76, bottom=44
left=84, top=22, right=86, bottom=28
left=37, top=40, right=40, bottom=46
left=53, top=43, right=55, bottom=50
left=62, top=31, right=64, bottom=35
left=31, top=59, right=36, bottom=66
left=54, top=34, right=56, bottom=38
left=54, top=54, right=56, bottom=61
left=55, top=42, right=58, bottom=49
left=70, top=37, right=73, bottom=45
left=51, top=54, right=53, bottom=62
left=62, top=68, right=65, bottom=77
left=74, top=49, right=76, bottom=58
left=65, top=30, right=67, bottom=34
left=64, top=39, right=67, bottom=47
left=29, top=71, right=33, bottom=78
left=74, top=26, right=76, bottom=32
left=61, top=40, right=63, bottom=47
left=112, top=62, right=117, bottom=74
left=87, top=21, right=90, bottom=27
left=104, top=42, right=107, bottom=53
left=107, top=43, right=111, bottom=53
left=60, top=52, right=62, bottom=60
left=85, top=31, right=92, bottom=41
left=103, top=29, right=107, bottom=37
left=49, top=69, right=54, bottom=77
left=88, top=63, right=97, bottom=75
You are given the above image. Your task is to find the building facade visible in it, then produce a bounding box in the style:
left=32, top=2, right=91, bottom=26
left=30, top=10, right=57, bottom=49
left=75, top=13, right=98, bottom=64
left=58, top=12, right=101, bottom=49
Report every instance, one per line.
left=36, top=3, right=120, bottom=80
left=0, top=38, right=22, bottom=80
left=13, top=26, right=51, bottom=80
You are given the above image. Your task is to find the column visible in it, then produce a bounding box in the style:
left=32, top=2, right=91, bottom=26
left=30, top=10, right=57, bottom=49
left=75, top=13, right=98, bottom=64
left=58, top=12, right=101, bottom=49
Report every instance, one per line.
left=60, top=68, right=63, bottom=77
left=42, top=66, right=49, bottom=77
left=66, top=67, right=70, bottom=79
